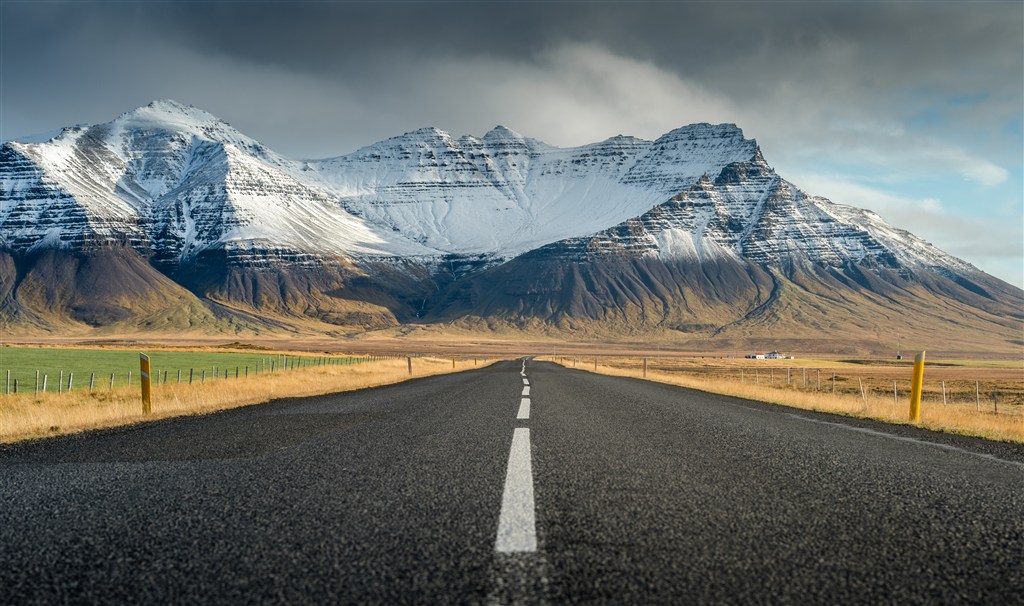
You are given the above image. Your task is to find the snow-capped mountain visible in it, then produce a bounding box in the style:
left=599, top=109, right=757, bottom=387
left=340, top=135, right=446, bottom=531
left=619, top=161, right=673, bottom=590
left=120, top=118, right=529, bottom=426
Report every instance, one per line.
left=1, top=100, right=1019, bottom=351
left=536, top=148, right=974, bottom=275
left=1, top=100, right=765, bottom=263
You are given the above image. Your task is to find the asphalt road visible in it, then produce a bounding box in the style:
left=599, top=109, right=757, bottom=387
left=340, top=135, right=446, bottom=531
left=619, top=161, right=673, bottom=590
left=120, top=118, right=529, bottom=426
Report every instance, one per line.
left=1, top=360, right=1021, bottom=604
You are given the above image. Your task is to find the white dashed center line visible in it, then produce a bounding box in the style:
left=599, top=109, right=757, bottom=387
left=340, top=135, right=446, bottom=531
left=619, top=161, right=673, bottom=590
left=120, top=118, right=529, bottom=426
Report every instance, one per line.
left=495, top=428, right=537, bottom=552
left=523, top=378, right=529, bottom=385
left=517, top=398, right=531, bottom=420
left=522, top=386, right=530, bottom=396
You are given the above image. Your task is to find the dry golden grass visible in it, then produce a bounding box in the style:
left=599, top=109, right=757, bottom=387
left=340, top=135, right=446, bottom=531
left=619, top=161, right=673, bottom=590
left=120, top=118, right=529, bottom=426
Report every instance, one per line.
left=0, top=356, right=495, bottom=443
left=543, top=356, right=1024, bottom=443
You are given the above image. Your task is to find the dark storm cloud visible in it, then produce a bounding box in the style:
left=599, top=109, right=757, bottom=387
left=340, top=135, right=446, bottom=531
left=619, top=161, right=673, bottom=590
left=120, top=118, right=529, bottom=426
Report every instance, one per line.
left=1, top=1, right=1021, bottom=284
left=3, top=1, right=1020, bottom=149
left=121, top=2, right=1024, bottom=95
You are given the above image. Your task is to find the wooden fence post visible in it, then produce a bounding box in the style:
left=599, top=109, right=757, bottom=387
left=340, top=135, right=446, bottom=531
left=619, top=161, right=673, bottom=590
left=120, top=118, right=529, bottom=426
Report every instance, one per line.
left=139, top=353, right=152, bottom=415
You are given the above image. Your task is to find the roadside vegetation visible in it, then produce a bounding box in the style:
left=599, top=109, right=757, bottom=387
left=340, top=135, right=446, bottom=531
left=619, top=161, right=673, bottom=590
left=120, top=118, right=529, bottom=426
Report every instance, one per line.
left=0, top=347, right=492, bottom=443
left=543, top=356, right=1024, bottom=443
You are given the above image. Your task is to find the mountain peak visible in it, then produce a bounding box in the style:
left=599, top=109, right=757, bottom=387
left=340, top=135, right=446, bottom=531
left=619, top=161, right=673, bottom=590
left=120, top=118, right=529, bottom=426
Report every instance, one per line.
left=659, top=122, right=746, bottom=140
left=146, top=98, right=192, bottom=111
left=483, top=125, right=524, bottom=141
left=116, top=99, right=225, bottom=130
left=395, top=126, right=455, bottom=145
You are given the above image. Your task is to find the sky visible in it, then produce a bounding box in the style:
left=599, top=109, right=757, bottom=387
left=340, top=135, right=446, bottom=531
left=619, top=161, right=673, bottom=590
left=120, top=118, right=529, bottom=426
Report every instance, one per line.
left=2, top=1, right=1022, bottom=287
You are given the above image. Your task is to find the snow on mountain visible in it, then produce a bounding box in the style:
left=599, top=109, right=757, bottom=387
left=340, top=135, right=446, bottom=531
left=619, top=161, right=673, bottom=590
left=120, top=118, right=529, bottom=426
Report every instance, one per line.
left=0, top=99, right=982, bottom=283
left=539, top=148, right=979, bottom=277
left=0, top=100, right=434, bottom=262
left=303, top=122, right=759, bottom=256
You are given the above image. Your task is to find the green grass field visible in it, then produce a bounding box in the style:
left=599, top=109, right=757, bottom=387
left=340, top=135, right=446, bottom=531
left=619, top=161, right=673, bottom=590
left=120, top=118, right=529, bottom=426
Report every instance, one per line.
left=0, top=347, right=370, bottom=394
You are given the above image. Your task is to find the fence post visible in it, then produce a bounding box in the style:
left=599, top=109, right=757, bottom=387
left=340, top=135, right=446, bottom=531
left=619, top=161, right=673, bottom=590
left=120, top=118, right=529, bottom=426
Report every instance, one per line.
left=941, top=381, right=946, bottom=406
left=594, top=357, right=598, bottom=371
left=35, top=370, right=39, bottom=394
left=975, top=381, right=980, bottom=411
left=5, top=369, right=8, bottom=395
left=67, top=372, right=73, bottom=392
left=787, top=368, right=791, bottom=385
left=908, top=351, right=925, bottom=423
left=407, top=356, right=412, bottom=375
left=109, top=372, right=114, bottom=390
left=90, top=372, right=95, bottom=391
left=127, top=371, right=132, bottom=388
left=189, top=368, right=194, bottom=384
left=993, top=389, right=998, bottom=414
left=858, top=378, right=866, bottom=405
left=893, top=381, right=898, bottom=407
left=12, top=379, right=16, bottom=394
left=139, top=354, right=152, bottom=415
left=643, top=357, right=648, bottom=378
left=58, top=370, right=63, bottom=394
left=832, top=372, right=836, bottom=395
left=201, top=370, right=206, bottom=383
left=177, top=369, right=181, bottom=383
left=816, top=370, right=820, bottom=391
left=42, top=374, right=48, bottom=393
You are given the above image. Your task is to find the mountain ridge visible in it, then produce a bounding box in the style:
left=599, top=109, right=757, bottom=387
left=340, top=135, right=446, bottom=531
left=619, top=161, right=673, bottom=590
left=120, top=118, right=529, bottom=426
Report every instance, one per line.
left=1, top=100, right=1019, bottom=352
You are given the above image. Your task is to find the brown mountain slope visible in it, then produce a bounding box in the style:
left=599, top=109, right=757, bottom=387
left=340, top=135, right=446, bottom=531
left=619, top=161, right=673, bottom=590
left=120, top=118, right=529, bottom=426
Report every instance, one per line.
left=425, top=251, right=1022, bottom=354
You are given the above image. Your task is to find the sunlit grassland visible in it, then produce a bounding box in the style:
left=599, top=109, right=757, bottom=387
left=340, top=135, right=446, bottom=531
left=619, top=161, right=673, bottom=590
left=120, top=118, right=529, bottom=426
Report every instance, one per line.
left=0, top=352, right=494, bottom=443
left=544, top=356, right=1024, bottom=443
left=0, top=346, right=362, bottom=392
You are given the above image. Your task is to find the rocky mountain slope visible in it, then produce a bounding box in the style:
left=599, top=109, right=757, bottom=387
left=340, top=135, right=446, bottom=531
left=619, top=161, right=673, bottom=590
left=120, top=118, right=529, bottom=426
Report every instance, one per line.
left=1, top=100, right=1019, bottom=352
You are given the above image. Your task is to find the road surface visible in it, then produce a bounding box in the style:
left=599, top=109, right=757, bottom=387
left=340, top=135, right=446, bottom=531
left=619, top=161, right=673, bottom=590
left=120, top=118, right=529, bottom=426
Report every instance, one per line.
left=1, top=360, right=1021, bottom=604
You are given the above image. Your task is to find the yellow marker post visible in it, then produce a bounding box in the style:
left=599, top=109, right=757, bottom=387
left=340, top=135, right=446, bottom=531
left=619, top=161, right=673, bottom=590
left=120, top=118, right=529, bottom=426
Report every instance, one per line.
left=908, top=351, right=925, bottom=423
left=139, top=353, right=153, bottom=415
